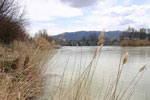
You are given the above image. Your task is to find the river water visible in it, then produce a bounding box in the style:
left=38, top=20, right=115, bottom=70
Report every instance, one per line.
left=44, top=46, right=150, bottom=100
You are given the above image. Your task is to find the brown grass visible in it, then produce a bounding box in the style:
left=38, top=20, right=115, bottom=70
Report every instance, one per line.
left=0, top=38, right=55, bottom=100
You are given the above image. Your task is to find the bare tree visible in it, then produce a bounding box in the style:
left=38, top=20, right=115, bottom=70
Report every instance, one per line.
left=0, top=0, right=28, bottom=44
left=35, top=29, right=53, bottom=42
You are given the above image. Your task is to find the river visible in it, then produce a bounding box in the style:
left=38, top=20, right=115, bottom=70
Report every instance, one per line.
left=44, top=46, right=150, bottom=100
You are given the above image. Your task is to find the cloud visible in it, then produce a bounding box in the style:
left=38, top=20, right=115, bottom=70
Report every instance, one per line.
left=75, top=4, right=150, bottom=31
left=119, top=18, right=135, bottom=26
left=60, top=0, right=99, bottom=8
left=24, top=0, right=84, bottom=35
left=25, top=0, right=83, bottom=21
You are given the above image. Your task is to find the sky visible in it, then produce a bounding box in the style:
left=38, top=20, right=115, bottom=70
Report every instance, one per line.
left=23, top=0, right=150, bottom=36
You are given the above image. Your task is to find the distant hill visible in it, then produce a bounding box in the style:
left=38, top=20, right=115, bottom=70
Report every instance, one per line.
left=53, top=31, right=122, bottom=40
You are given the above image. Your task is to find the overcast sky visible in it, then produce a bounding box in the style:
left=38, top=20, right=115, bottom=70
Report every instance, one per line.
left=24, top=0, right=150, bottom=36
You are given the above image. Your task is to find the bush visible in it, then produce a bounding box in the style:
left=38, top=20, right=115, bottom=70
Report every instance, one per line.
left=0, top=0, right=29, bottom=44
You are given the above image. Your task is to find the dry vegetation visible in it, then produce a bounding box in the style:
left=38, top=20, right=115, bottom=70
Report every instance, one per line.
left=121, top=40, right=150, bottom=46
left=0, top=39, right=55, bottom=100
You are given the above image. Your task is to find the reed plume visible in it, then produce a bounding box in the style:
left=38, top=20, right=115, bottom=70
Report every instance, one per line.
left=139, top=65, right=146, bottom=72
left=123, top=52, right=128, bottom=64
left=98, top=31, right=104, bottom=45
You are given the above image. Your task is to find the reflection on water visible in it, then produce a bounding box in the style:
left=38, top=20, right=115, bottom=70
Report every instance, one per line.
left=45, top=46, right=150, bottom=100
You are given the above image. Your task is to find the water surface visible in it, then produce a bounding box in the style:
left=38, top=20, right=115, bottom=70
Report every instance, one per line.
left=45, top=46, right=150, bottom=100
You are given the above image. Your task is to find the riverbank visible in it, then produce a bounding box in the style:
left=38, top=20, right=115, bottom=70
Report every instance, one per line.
left=120, top=40, right=150, bottom=46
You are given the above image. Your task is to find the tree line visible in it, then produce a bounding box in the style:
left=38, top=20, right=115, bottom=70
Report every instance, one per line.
left=120, top=27, right=150, bottom=41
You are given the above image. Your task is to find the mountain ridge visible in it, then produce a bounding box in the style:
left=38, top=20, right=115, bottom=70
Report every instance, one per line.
left=53, top=30, right=122, bottom=40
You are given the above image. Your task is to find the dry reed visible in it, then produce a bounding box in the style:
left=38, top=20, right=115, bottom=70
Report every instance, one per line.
left=0, top=38, right=55, bottom=100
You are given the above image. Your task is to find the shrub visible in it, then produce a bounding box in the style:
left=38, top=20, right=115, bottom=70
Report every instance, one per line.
left=0, top=0, right=29, bottom=44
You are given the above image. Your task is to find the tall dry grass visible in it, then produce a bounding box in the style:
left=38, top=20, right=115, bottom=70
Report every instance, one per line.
left=0, top=38, right=55, bottom=100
